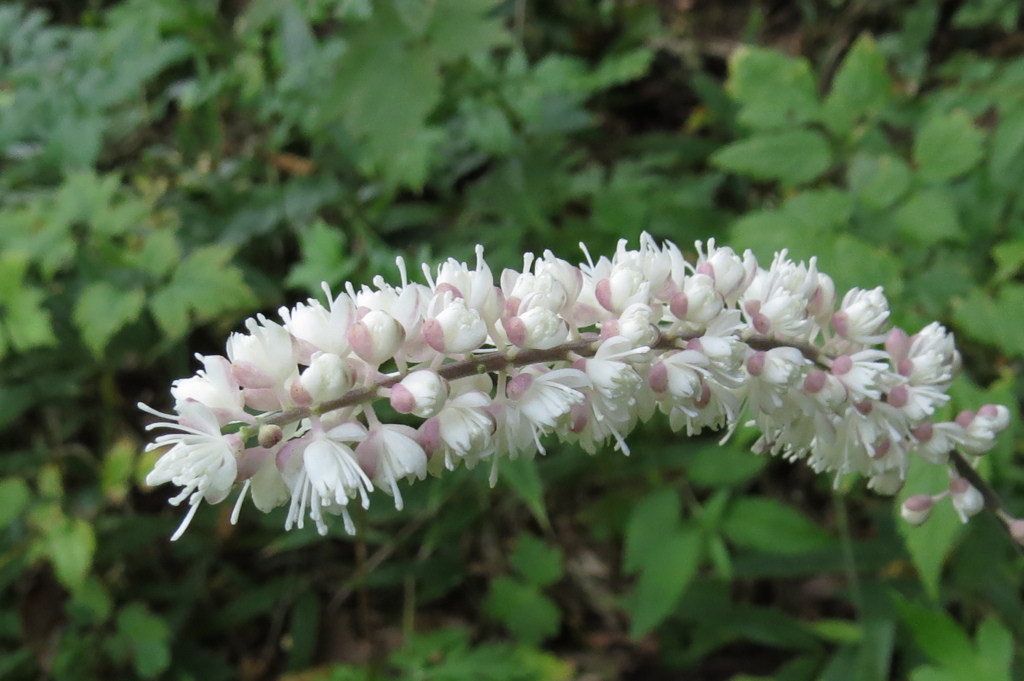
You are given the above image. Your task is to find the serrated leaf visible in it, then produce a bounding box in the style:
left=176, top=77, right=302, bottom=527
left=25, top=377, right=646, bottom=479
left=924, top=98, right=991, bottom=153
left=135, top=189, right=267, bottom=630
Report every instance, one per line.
left=586, top=48, right=654, bottom=91
left=133, top=229, right=181, bottom=277
left=628, top=528, right=702, bottom=638
left=847, top=153, right=911, bottom=210
left=913, top=111, right=985, bottom=183
left=483, top=577, right=561, bottom=645
left=723, top=498, right=834, bottom=554
left=426, top=0, right=511, bottom=62
left=823, top=35, right=892, bottom=135
left=623, top=487, right=681, bottom=573
left=149, top=245, right=255, bottom=338
left=285, top=221, right=354, bottom=294
left=989, top=104, right=1024, bottom=186
left=891, top=189, right=962, bottom=244
left=897, top=456, right=963, bottom=599
left=74, top=282, right=145, bottom=355
left=727, top=46, right=819, bottom=130
left=711, top=130, right=832, bottom=185
left=510, top=533, right=562, bottom=588
left=2, top=285, right=56, bottom=352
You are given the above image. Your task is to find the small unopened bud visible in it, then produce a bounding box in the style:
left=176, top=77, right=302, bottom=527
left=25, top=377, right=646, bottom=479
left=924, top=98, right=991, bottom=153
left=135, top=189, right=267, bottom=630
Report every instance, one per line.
left=950, top=478, right=984, bottom=520
left=422, top=297, right=488, bottom=354
left=300, top=352, right=353, bottom=403
left=258, top=424, right=284, bottom=449
left=348, top=310, right=405, bottom=365
left=390, top=370, right=448, bottom=418
left=901, top=495, right=934, bottom=526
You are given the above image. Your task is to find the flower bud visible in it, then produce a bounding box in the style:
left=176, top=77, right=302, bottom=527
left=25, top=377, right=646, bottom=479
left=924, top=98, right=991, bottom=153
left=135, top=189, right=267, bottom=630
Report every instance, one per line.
left=258, top=424, right=284, bottom=449
left=832, top=287, right=889, bottom=344
left=681, top=274, right=723, bottom=324
left=422, top=297, right=488, bottom=354
left=505, top=307, right=567, bottom=349
left=390, top=370, right=448, bottom=418
left=617, top=303, right=659, bottom=346
left=1010, top=519, right=1024, bottom=545
left=901, top=495, right=934, bottom=526
left=950, top=478, right=984, bottom=520
left=348, top=310, right=405, bottom=365
left=300, top=352, right=353, bottom=403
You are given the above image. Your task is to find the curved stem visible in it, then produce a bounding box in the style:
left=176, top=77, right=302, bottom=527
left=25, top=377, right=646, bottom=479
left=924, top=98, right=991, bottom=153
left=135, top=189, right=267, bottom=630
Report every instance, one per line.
left=949, top=450, right=1024, bottom=554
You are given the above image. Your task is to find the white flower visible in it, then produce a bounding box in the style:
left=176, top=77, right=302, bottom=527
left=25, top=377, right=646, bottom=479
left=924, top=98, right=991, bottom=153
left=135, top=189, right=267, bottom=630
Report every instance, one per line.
left=507, top=367, right=590, bottom=449
left=171, top=354, right=246, bottom=423
left=832, top=287, right=890, bottom=345
left=595, top=265, right=650, bottom=314
left=694, top=239, right=757, bottom=304
left=950, top=477, right=984, bottom=522
left=428, top=244, right=502, bottom=325
left=616, top=302, right=660, bottom=347
left=831, top=350, right=895, bottom=403
left=355, top=424, right=427, bottom=510
left=142, top=400, right=242, bottom=540
left=227, top=315, right=299, bottom=389
left=900, top=495, right=934, bottom=526
left=279, top=284, right=356, bottom=359
left=504, top=306, right=568, bottom=349
left=428, top=389, right=497, bottom=471
left=956, top=405, right=1011, bottom=455
left=744, top=347, right=806, bottom=413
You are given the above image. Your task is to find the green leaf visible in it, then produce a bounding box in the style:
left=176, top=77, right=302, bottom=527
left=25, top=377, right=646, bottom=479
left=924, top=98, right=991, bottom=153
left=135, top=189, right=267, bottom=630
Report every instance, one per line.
left=116, top=602, right=171, bottom=679
left=0, top=252, right=56, bottom=355
left=847, top=153, right=911, bottom=210
left=891, top=189, right=962, bottom=244
left=974, top=618, right=1014, bottom=680
left=586, top=48, right=654, bottom=91
left=426, top=0, right=511, bottom=62
left=510, top=533, right=563, bottom=588
left=913, top=111, right=985, bottom=183
left=988, top=104, right=1024, bottom=186
left=992, top=240, right=1024, bottom=283
left=628, top=528, right=702, bottom=638
left=711, top=130, right=832, bottom=185
left=149, top=245, right=255, bottom=338
left=727, top=46, right=819, bottom=130
left=895, top=597, right=975, bottom=674
left=723, top=498, right=834, bottom=554
left=285, top=220, right=355, bottom=295
left=45, top=517, right=96, bottom=592
left=897, top=456, right=963, bottom=599
left=823, top=35, right=892, bottom=135
left=133, top=229, right=181, bottom=277
left=0, top=478, right=31, bottom=526
left=623, top=487, right=681, bottom=573
left=688, top=444, right=767, bottom=487
left=483, top=577, right=561, bottom=645
left=74, top=282, right=145, bottom=355
left=953, top=284, right=1024, bottom=356
left=101, top=438, right=136, bottom=504
left=500, top=456, right=549, bottom=528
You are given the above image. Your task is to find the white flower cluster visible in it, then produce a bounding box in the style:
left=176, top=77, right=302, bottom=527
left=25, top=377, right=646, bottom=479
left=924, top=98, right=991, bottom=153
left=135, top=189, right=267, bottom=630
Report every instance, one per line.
left=141, top=234, right=1010, bottom=540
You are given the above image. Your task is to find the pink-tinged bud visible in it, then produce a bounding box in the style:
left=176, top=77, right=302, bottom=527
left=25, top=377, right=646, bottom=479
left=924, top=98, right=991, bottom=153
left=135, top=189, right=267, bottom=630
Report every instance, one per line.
left=831, top=311, right=849, bottom=338
left=599, top=319, right=620, bottom=340
left=290, top=380, right=313, bottom=406
left=506, top=372, right=535, bottom=401
left=685, top=338, right=702, bottom=351
left=572, top=357, right=587, bottom=372
left=418, top=417, right=442, bottom=457
left=855, top=400, right=873, bottom=415
left=912, top=422, right=933, bottom=442
left=232, top=361, right=276, bottom=389
left=669, top=292, right=688, bottom=319
left=747, top=351, right=766, bottom=377
left=617, top=303, right=659, bottom=346
left=422, top=297, right=488, bottom=354
left=504, top=295, right=521, bottom=318
left=806, top=274, right=835, bottom=324
left=505, top=307, right=566, bottom=349
left=978, top=404, right=1001, bottom=420
left=649, top=362, right=669, bottom=393
left=831, top=354, right=853, bottom=376
left=505, top=316, right=527, bottom=347
left=897, top=358, right=914, bottom=377
left=752, top=312, right=771, bottom=334
left=886, top=328, right=911, bottom=361
left=871, top=437, right=891, bottom=459
left=696, top=262, right=714, bottom=277
left=955, top=410, right=975, bottom=428
left=595, top=278, right=614, bottom=312
left=390, top=370, right=448, bottom=418
left=258, top=424, right=283, bottom=449
left=744, top=299, right=761, bottom=316
left=1010, top=519, right=1024, bottom=545
left=348, top=310, right=405, bottom=365
left=803, top=370, right=827, bottom=393
left=887, top=385, right=909, bottom=409
left=950, top=478, right=984, bottom=519
left=901, top=495, right=934, bottom=526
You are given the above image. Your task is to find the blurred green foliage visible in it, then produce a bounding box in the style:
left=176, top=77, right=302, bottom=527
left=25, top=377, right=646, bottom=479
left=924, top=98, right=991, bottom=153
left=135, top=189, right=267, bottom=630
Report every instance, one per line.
left=1, top=0, right=1023, bottom=679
